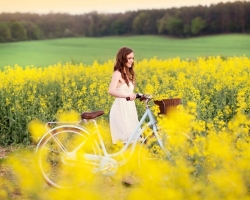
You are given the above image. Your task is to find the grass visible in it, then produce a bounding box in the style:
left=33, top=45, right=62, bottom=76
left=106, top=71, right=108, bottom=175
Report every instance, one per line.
left=0, top=34, right=249, bottom=69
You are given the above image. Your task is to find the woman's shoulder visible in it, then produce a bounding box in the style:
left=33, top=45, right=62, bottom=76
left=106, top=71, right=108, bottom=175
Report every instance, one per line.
left=113, top=70, right=121, bottom=76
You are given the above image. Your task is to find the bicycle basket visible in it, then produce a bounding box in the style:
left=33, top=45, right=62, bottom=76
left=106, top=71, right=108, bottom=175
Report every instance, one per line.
left=154, top=98, right=182, bottom=115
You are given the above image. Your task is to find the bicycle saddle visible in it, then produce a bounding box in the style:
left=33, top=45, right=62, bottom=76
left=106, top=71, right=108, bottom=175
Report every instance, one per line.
left=81, top=110, right=104, bottom=119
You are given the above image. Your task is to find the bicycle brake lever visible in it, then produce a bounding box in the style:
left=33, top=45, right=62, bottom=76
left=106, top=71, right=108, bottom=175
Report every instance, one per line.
left=136, top=93, right=142, bottom=98
left=139, top=95, right=147, bottom=101
left=140, top=94, right=152, bottom=101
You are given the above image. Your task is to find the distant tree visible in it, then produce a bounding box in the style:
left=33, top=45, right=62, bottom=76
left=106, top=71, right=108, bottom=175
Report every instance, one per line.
left=217, top=3, right=231, bottom=33
left=158, top=14, right=185, bottom=37
left=157, top=13, right=169, bottom=34
left=132, top=12, right=149, bottom=34
left=205, top=4, right=223, bottom=34
left=237, top=1, right=246, bottom=33
left=118, top=11, right=138, bottom=34
left=95, top=14, right=113, bottom=36
left=64, top=28, right=73, bottom=37
left=0, top=22, right=11, bottom=42
left=74, top=14, right=92, bottom=36
left=9, top=20, right=27, bottom=41
left=179, top=8, right=192, bottom=37
left=85, top=12, right=100, bottom=36
left=138, top=10, right=160, bottom=34
left=191, top=17, right=206, bottom=35
left=112, top=19, right=125, bottom=35
left=0, top=0, right=249, bottom=42
left=22, top=21, right=43, bottom=40
left=166, top=16, right=184, bottom=37
left=183, top=23, right=191, bottom=36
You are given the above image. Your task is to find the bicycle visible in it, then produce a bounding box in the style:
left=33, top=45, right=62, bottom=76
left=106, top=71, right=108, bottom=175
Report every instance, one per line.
left=35, top=94, right=176, bottom=189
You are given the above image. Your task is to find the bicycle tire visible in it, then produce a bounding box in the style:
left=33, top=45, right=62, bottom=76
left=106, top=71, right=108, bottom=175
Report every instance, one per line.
left=36, top=125, right=100, bottom=189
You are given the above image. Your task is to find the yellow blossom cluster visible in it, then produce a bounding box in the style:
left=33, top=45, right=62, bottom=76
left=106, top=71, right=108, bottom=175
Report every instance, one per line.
left=1, top=108, right=250, bottom=199
left=0, top=56, right=250, bottom=146
left=0, top=56, right=250, bottom=200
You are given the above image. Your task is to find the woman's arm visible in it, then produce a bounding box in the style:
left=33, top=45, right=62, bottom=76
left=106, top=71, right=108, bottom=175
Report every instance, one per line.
left=108, top=71, right=136, bottom=100
left=108, top=71, right=125, bottom=98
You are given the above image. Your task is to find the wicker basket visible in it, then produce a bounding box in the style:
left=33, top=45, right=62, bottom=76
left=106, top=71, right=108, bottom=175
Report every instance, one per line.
left=154, top=98, right=182, bottom=115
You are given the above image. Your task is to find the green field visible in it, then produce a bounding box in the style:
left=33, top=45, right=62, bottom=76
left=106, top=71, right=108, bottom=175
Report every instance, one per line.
left=0, top=34, right=249, bottom=69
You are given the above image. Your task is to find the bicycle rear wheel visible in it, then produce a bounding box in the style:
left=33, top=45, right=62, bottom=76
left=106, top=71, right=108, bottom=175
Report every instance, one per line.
left=36, top=125, right=100, bottom=189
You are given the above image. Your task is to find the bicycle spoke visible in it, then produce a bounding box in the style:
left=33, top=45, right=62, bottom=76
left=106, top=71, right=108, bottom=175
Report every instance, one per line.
left=50, top=133, right=69, bottom=154
left=37, top=126, right=100, bottom=188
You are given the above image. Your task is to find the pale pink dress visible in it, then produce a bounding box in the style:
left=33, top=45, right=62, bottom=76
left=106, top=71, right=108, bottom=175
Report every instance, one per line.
left=109, top=82, right=140, bottom=144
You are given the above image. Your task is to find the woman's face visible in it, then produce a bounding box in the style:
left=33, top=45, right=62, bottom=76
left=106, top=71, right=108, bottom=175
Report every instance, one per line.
left=125, top=52, right=134, bottom=68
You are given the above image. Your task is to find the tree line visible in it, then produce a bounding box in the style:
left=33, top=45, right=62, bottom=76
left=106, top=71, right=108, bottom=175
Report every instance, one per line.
left=0, top=1, right=249, bottom=42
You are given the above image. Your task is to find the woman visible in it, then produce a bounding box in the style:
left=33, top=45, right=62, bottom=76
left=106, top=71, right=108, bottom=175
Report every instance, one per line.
left=108, top=47, right=140, bottom=144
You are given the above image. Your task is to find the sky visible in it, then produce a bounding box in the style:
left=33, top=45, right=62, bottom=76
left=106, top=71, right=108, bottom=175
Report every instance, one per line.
left=0, top=0, right=239, bottom=14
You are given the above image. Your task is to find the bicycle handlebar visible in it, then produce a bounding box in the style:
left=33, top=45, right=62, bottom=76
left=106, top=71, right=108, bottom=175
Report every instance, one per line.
left=126, top=93, right=141, bottom=101
left=126, top=94, right=152, bottom=102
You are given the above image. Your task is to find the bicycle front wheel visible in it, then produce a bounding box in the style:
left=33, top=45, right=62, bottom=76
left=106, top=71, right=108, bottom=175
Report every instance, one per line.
left=138, top=128, right=170, bottom=168
left=138, top=127, right=193, bottom=168
left=36, top=125, right=100, bottom=189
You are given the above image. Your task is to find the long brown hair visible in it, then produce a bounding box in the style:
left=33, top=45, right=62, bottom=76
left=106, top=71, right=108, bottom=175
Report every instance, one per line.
left=114, top=47, right=135, bottom=86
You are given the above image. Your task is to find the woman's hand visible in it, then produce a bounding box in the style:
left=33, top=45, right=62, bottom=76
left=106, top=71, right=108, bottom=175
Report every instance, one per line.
left=126, top=93, right=136, bottom=101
